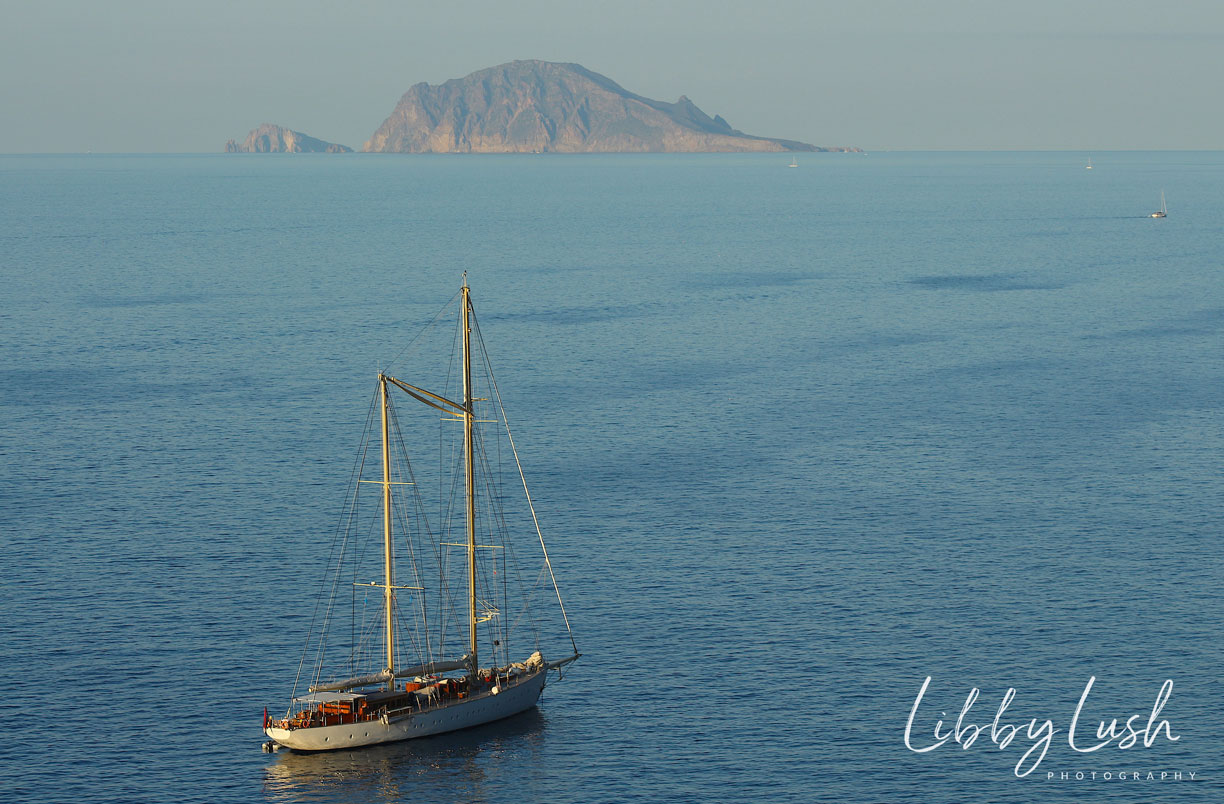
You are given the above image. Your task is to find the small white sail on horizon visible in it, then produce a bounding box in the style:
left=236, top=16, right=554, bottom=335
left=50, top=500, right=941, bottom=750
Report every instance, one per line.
left=1150, top=190, right=1167, bottom=218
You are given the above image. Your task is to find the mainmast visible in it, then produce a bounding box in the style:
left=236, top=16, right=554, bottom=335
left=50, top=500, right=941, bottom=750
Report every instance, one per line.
left=379, top=374, right=396, bottom=691
left=462, top=278, right=478, bottom=674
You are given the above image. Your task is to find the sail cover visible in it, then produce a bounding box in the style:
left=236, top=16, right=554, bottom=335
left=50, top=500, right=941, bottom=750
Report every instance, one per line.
left=309, top=658, right=470, bottom=692
left=292, top=691, right=365, bottom=704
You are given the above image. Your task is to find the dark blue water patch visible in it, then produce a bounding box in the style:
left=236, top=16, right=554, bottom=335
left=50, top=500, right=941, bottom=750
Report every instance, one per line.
left=0, top=366, right=108, bottom=393
left=613, top=355, right=759, bottom=395
left=909, top=273, right=1068, bottom=291
left=80, top=291, right=210, bottom=308
left=1104, top=324, right=1217, bottom=339
left=818, top=331, right=949, bottom=356
left=0, top=222, right=325, bottom=243
left=0, top=365, right=265, bottom=408
left=1085, top=307, right=1224, bottom=340
left=924, top=355, right=1058, bottom=379
left=484, top=300, right=667, bottom=325
left=1182, top=306, right=1224, bottom=324
left=913, top=353, right=1220, bottom=425
left=679, top=269, right=818, bottom=290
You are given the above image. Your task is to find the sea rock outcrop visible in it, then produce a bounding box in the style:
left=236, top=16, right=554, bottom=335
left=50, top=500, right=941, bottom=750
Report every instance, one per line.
left=225, top=123, right=352, bottom=153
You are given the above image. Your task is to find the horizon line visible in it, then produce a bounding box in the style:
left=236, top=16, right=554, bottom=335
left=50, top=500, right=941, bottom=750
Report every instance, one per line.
left=3, top=148, right=1223, bottom=156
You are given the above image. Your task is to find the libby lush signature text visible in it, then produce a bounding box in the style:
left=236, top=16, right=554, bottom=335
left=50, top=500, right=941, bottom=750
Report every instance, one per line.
left=904, top=676, right=1180, bottom=777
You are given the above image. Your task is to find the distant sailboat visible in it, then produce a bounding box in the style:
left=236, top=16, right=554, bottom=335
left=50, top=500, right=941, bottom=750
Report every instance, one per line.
left=1085, top=155, right=1093, bottom=170
left=788, top=156, right=798, bottom=168
left=1150, top=190, right=1167, bottom=218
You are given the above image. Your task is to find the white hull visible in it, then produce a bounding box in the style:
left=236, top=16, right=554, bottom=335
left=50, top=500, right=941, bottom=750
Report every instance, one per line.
left=265, top=670, right=547, bottom=751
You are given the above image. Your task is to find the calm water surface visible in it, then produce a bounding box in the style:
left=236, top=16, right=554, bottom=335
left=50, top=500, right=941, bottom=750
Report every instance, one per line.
left=1, top=152, right=1221, bottom=803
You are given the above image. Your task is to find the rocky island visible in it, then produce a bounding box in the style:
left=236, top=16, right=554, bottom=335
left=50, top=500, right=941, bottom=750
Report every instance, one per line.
left=364, top=60, right=849, bottom=153
left=225, top=61, right=857, bottom=154
left=225, top=123, right=351, bottom=153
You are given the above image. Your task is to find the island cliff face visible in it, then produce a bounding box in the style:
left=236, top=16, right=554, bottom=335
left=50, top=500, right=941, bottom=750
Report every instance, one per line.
left=364, top=60, right=848, bottom=154
left=225, top=123, right=352, bottom=153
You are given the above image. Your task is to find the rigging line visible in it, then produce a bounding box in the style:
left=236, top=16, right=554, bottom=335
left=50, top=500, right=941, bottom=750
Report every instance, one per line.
left=352, top=584, right=373, bottom=672
left=433, top=424, right=458, bottom=654
left=470, top=391, right=538, bottom=651
left=507, top=564, right=549, bottom=643
left=493, top=395, right=511, bottom=655
left=436, top=392, right=469, bottom=656
left=470, top=329, right=541, bottom=652
left=384, top=287, right=463, bottom=371
left=471, top=413, right=510, bottom=664
left=390, top=395, right=438, bottom=668
left=442, top=298, right=465, bottom=655
left=311, top=394, right=378, bottom=685
left=442, top=301, right=461, bottom=418
left=315, top=382, right=386, bottom=687
left=440, top=407, right=458, bottom=650
left=339, top=391, right=394, bottom=674
left=470, top=411, right=510, bottom=662
left=344, top=475, right=386, bottom=673
left=404, top=436, right=446, bottom=666
left=501, top=512, right=541, bottom=648
left=351, top=601, right=383, bottom=670
left=384, top=393, right=425, bottom=673
left=472, top=310, right=580, bottom=655
left=472, top=415, right=516, bottom=662
left=345, top=434, right=383, bottom=673
left=291, top=386, right=379, bottom=701
left=418, top=303, right=464, bottom=659
left=485, top=409, right=511, bottom=661
left=488, top=424, right=518, bottom=654
left=389, top=587, right=407, bottom=673
left=467, top=332, right=542, bottom=659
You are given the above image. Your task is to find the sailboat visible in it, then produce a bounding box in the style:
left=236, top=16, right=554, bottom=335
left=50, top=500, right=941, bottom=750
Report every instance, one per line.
left=1085, top=155, right=1093, bottom=170
left=1150, top=190, right=1167, bottom=218
left=788, top=155, right=798, bottom=168
left=263, top=278, right=580, bottom=752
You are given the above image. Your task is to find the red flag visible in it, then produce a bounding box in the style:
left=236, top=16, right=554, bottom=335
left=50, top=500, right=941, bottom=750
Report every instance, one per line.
left=263, top=707, right=269, bottom=729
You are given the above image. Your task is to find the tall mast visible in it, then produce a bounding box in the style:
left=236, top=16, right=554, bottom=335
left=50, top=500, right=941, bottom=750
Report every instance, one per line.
left=462, top=278, right=478, bottom=673
left=379, top=374, right=396, bottom=690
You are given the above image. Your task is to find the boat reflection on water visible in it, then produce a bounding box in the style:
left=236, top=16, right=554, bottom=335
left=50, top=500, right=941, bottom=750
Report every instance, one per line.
left=262, top=709, right=548, bottom=803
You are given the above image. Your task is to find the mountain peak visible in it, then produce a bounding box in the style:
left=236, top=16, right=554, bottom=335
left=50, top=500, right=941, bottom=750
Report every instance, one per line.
left=364, top=61, right=847, bottom=153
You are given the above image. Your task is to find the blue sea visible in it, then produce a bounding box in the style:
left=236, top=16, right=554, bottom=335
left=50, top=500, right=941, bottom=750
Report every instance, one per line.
left=1, top=152, right=1221, bottom=803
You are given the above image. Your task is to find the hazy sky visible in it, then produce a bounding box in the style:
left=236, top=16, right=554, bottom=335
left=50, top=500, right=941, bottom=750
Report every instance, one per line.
left=2, top=0, right=1221, bottom=152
